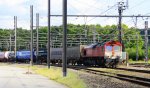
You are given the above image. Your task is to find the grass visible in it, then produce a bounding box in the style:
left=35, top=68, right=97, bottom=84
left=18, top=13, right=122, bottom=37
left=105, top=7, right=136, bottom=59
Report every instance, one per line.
left=128, top=59, right=150, bottom=64
left=30, top=66, right=86, bottom=88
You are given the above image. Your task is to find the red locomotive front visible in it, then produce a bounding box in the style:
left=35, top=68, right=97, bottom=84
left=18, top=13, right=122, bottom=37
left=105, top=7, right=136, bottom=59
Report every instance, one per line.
left=81, top=40, right=122, bottom=67
left=104, top=41, right=122, bottom=59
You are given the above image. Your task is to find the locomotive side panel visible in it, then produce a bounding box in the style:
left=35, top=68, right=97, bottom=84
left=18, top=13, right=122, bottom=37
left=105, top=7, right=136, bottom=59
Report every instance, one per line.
left=82, top=44, right=105, bottom=58
left=92, top=46, right=105, bottom=57
left=85, top=48, right=93, bottom=57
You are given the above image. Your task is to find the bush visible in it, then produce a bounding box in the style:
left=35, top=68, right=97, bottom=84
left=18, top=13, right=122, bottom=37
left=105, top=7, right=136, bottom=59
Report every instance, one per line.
left=125, top=48, right=145, bottom=60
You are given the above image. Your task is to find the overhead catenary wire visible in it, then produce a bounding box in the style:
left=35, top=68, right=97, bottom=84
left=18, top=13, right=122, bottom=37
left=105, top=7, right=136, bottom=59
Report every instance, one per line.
left=67, top=0, right=119, bottom=24
left=67, top=0, right=102, bottom=24
left=126, top=0, right=147, bottom=11
left=73, top=0, right=102, bottom=11
left=87, top=4, right=118, bottom=23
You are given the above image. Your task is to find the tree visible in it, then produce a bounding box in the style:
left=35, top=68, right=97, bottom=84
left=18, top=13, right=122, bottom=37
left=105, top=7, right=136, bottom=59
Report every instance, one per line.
left=0, top=24, right=145, bottom=60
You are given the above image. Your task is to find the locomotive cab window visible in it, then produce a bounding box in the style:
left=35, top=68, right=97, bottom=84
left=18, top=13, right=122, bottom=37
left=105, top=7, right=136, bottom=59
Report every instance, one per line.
left=106, top=46, right=112, bottom=51
left=114, top=46, right=120, bottom=51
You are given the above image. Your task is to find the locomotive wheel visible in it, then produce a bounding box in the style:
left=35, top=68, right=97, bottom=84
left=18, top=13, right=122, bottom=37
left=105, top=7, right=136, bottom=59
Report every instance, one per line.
left=51, top=61, right=56, bottom=65
left=77, top=61, right=82, bottom=66
left=83, top=60, right=89, bottom=66
left=83, top=62, right=87, bottom=66
left=98, top=58, right=106, bottom=67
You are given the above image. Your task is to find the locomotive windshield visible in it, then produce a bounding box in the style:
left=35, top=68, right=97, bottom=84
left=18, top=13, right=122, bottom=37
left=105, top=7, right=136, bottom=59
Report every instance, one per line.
left=106, top=46, right=112, bottom=51
left=114, top=46, right=120, bottom=51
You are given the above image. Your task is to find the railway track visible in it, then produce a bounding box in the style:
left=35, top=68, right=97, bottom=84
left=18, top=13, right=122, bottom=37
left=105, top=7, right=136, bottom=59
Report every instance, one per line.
left=129, top=63, right=150, bottom=68
left=67, top=65, right=150, bottom=88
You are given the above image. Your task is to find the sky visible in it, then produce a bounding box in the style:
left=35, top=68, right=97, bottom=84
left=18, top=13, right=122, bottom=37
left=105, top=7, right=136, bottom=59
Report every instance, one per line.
left=0, top=0, right=150, bottom=29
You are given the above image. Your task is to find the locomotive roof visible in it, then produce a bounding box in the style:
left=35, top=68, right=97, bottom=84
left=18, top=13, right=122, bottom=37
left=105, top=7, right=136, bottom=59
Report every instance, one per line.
left=85, top=43, right=99, bottom=48
left=84, top=40, right=121, bottom=48
left=105, top=40, right=122, bottom=45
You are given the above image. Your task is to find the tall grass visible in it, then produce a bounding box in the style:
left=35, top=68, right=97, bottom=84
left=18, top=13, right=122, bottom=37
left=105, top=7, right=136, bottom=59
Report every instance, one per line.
left=129, top=59, right=150, bottom=64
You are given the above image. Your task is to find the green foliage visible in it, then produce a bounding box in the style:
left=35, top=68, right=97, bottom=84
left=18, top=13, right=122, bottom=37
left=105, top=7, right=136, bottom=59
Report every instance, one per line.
left=0, top=29, right=12, bottom=51
left=126, top=48, right=145, bottom=60
left=0, top=24, right=146, bottom=60
left=123, top=27, right=144, bottom=49
left=126, top=46, right=150, bottom=60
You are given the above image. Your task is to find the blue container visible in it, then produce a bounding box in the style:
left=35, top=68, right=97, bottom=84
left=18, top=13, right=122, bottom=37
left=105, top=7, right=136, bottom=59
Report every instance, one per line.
left=16, top=51, right=35, bottom=60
